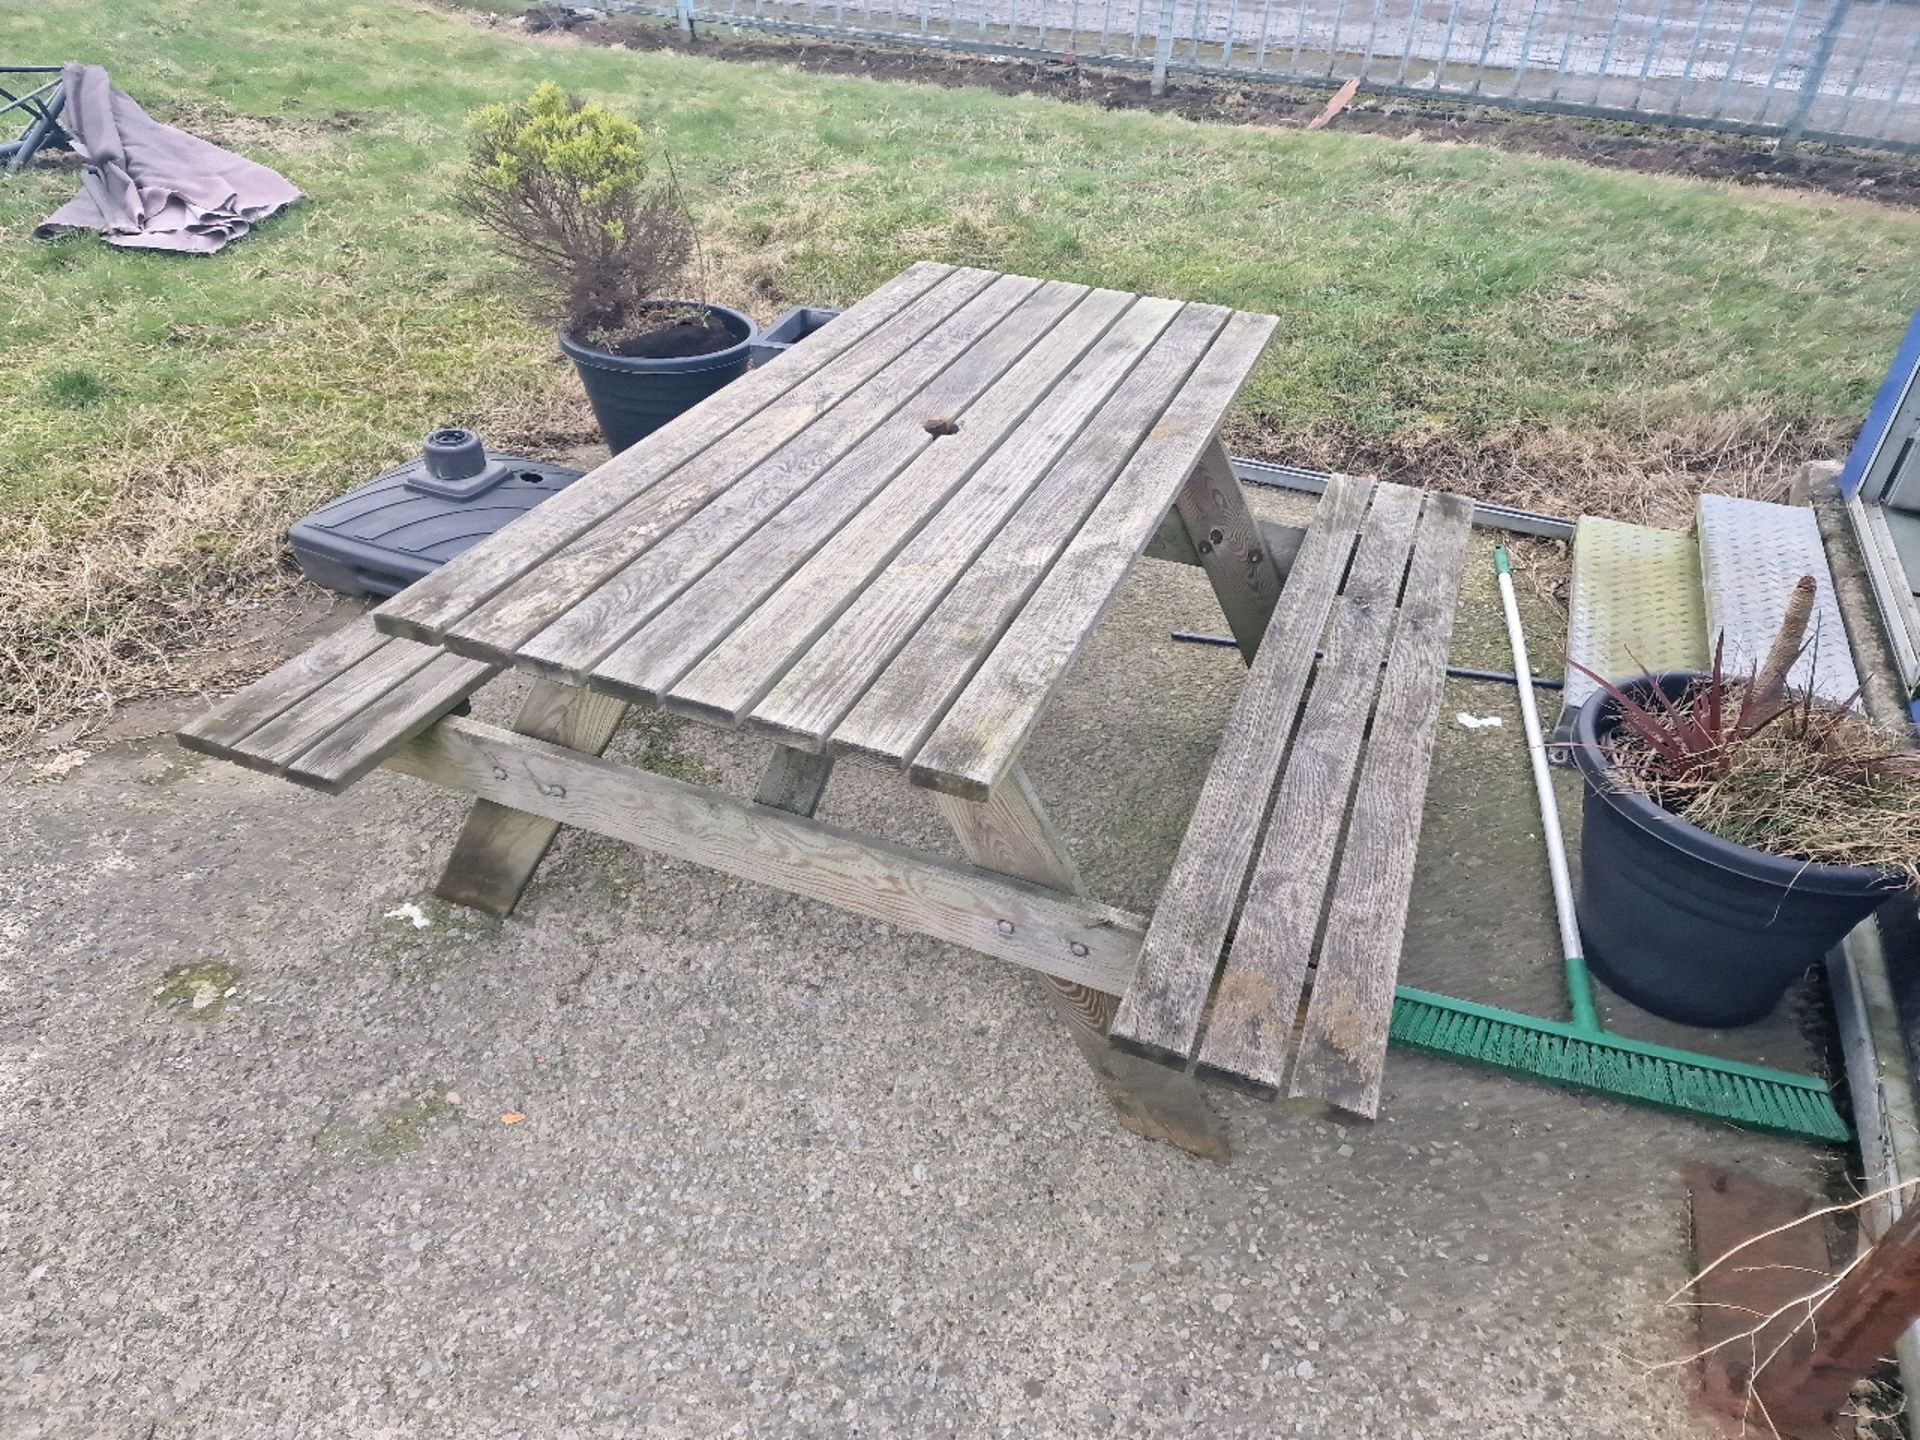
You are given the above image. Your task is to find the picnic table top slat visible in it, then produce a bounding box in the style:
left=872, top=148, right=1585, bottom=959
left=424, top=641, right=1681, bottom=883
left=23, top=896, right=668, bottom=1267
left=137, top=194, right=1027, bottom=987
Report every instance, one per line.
left=724, top=288, right=1175, bottom=746
left=553, top=278, right=1093, bottom=697
left=904, top=307, right=1280, bottom=799
left=827, top=298, right=1225, bottom=767
left=437, top=266, right=1003, bottom=662
left=370, top=264, right=1279, bottom=796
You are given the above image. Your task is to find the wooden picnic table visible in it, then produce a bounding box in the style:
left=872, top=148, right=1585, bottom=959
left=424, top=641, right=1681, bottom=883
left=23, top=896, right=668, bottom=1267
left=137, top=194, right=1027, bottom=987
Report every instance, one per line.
left=181, top=261, right=1474, bottom=1161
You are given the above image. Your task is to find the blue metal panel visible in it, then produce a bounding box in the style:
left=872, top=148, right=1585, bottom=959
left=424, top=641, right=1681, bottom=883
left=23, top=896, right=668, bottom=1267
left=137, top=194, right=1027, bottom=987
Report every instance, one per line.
left=1839, top=309, right=1920, bottom=500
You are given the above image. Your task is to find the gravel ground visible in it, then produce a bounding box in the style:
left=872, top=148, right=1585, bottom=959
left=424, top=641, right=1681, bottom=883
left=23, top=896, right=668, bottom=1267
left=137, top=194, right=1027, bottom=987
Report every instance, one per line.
left=1, top=493, right=1828, bottom=1438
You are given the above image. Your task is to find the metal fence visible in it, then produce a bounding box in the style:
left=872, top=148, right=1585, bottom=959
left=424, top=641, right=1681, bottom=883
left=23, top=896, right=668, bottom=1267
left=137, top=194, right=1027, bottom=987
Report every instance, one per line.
left=621, top=0, right=1920, bottom=151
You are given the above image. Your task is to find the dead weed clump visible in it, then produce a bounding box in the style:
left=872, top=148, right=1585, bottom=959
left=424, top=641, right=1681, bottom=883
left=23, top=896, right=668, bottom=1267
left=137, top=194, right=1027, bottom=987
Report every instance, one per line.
left=1588, top=581, right=1920, bottom=882
left=1656, top=716, right=1920, bottom=882
left=1609, top=690, right=1920, bottom=882
left=0, top=447, right=284, bottom=745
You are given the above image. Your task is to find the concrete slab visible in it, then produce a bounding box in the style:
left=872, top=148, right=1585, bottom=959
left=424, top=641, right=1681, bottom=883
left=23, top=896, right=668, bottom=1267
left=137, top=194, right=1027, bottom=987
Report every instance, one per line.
left=1, top=492, right=1827, bottom=1439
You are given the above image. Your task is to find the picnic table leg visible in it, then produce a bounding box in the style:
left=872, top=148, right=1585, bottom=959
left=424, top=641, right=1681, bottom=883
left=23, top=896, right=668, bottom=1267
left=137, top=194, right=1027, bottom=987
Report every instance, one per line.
left=1174, top=436, right=1287, bottom=663
left=434, top=680, right=630, bottom=917
left=934, top=766, right=1230, bottom=1161
left=754, top=745, right=835, bottom=817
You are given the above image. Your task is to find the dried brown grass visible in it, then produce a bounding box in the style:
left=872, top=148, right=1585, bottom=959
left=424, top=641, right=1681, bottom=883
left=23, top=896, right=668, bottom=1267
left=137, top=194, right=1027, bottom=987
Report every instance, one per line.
left=0, top=380, right=594, bottom=755
left=2, top=394, right=1838, bottom=757
left=1224, top=404, right=1834, bottom=531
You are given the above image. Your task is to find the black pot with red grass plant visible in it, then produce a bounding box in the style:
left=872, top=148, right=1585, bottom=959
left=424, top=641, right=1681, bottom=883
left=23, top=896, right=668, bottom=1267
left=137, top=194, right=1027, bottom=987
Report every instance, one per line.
left=1569, top=578, right=1916, bottom=1028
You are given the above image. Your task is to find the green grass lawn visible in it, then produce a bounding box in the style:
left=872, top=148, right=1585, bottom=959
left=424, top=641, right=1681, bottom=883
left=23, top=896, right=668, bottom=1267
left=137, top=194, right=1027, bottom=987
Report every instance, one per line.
left=3, top=0, right=1919, bottom=739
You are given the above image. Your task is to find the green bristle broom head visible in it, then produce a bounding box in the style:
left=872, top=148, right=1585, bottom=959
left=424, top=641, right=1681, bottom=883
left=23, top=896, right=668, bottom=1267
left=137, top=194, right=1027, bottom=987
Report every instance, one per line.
left=1390, top=987, right=1849, bottom=1145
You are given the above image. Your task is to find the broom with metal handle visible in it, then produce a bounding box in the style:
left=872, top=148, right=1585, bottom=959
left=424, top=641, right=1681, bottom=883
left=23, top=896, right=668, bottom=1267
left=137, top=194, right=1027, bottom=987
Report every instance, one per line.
left=1385, top=546, right=1850, bottom=1144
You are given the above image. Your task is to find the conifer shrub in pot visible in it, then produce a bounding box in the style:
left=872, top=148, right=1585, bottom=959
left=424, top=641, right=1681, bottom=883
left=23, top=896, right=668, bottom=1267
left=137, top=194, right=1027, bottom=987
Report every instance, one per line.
left=461, top=83, right=754, bottom=454
left=1569, top=578, right=1917, bottom=1028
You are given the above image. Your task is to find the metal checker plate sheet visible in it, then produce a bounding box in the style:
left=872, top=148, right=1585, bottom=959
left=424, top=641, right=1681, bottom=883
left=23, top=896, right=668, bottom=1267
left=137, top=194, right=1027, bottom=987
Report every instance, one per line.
left=1697, top=494, right=1861, bottom=707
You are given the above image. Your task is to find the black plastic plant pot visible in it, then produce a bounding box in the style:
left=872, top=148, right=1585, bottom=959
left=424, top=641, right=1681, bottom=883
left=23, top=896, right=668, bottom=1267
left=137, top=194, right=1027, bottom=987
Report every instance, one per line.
left=1569, top=671, right=1899, bottom=1028
left=747, top=305, right=842, bottom=368
left=559, top=301, right=756, bottom=455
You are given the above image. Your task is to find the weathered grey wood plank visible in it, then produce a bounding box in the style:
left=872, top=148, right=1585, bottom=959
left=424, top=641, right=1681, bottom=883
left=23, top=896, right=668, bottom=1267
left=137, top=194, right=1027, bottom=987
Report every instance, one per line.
left=177, top=615, right=390, bottom=750
left=659, top=288, right=1136, bottom=730
left=1286, top=492, right=1475, bottom=1118
left=933, top=767, right=1230, bottom=1160
left=372, top=261, right=957, bottom=644
left=754, top=745, right=835, bottom=818
left=905, top=310, right=1282, bottom=799
left=283, top=650, right=498, bottom=794
left=385, top=717, right=1147, bottom=992
left=1175, top=437, right=1288, bottom=663
left=614, top=289, right=1131, bottom=720
left=1190, top=482, right=1424, bottom=1096
left=228, top=635, right=443, bottom=773
left=438, top=267, right=1001, bottom=661
left=832, top=303, right=1235, bottom=770
left=533, top=279, right=1086, bottom=691
left=1106, top=472, right=1376, bottom=1067
left=678, top=293, right=1173, bottom=737
left=435, top=680, right=631, bottom=917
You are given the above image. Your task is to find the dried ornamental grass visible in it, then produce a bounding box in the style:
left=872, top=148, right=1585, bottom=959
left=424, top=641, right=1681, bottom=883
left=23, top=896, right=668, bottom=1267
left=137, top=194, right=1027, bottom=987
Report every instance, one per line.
left=1585, top=577, right=1920, bottom=885
left=1610, top=700, right=1920, bottom=884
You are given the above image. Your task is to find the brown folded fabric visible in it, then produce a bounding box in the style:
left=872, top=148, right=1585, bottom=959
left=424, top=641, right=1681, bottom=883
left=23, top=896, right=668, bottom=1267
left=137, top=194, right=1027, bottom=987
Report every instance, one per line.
left=35, top=63, right=301, bottom=255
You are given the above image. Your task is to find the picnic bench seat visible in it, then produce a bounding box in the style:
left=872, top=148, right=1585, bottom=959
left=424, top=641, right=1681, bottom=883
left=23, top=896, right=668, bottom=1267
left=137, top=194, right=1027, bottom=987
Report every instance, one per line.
left=1110, top=473, right=1475, bottom=1120
left=177, top=616, right=497, bottom=794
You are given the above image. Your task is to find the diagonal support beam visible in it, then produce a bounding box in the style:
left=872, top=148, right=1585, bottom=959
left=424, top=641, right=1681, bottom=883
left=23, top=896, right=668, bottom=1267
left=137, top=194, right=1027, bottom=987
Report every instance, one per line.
left=433, top=679, right=629, bottom=917
left=1174, top=437, right=1289, bottom=663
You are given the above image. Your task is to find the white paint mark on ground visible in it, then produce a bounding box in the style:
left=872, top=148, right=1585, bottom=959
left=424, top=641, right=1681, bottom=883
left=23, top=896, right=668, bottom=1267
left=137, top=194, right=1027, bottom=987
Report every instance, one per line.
left=385, top=901, right=433, bottom=929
